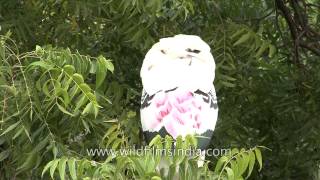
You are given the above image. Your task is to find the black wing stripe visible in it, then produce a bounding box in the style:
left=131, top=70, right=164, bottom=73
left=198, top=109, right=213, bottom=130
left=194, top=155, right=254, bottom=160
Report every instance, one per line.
left=141, top=91, right=155, bottom=109
left=194, top=89, right=210, bottom=103
left=164, top=87, right=178, bottom=93
left=194, top=89, right=218, bottom=109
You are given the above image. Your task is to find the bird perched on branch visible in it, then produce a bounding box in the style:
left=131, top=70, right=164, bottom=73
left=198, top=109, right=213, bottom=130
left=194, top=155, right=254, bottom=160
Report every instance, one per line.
left=140, top=34, right=218, bottom=168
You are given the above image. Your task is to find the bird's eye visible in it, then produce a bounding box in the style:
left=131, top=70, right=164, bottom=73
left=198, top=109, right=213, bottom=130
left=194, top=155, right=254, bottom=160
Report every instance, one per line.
left=186, top=48, right=201, bottom=54
left=193, top=49, right=201, bottom=54
left=160, top=49, right=166, bottom=54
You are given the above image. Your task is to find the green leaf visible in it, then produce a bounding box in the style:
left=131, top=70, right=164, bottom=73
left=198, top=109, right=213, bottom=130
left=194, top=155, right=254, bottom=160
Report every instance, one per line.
left=67, top=158, right=77, bottom=180
left=34, top=136, right=49, bottom=152
left=60, top=88, right=70, bottom=105
left=50, top=159, right=59, bottom=179
left=35, top=45, right=44, bottom=55
left=168, top=164, right=178, bottom=180
left=231, top=148, right=239, bottom=156
left=148, top=135, right=162, bottom=147
left=246, top=151, right=256, bottom=178
left=74, top=94, right=88, bottom=111
left=104, top=125, right=118, bottom=139
left=22, top=129, right=31, bottom=143
left=63, top=65, right=75, bottom=75
left=231, top=28, right=246, bottom=39
left=82, top=119, right=90, bottom=132
left=185, top=134, right=197, bottom=147
left=268, top=44, right=276, bottom=57
left=112, top=138, right=123, bottom=150
left=151, top=176, right=162, bottom=180
left=105, top=60, right=114, bottom=73
left=93, top=104, right=99, bottom=118
left=238, top=153, right=249, bottom=176
left=1, top=121, right=21, bottom=136
left=17, top=151, right=37, bottom=170
left=12, top=126, right=24, bottom=140
left=255, top=42, right=269, bottom=58
left=52, top=146, right=58, bottom=159
left=58, top=157, right=67, bottom=180
left=42, top=160, right=54, bottom=177
left=57, top=103, right=74, bottom=116
left=28, top=61, right=53, bottom=70
left=254, top=148, right=263, bottom=171
left=220, top=74, right=237, bottom=81
left=130, top=157, right=145, bottom=176
left=42, top=80, right=52, bottom=97
left=96, top=56, right=108, bottom=89
left=230, top=160, right=239, bottom=178
left=0, top=42, right=5, bottom=60
left=72, top=73, right=84, bottom=84
left=226, top=167, right=235, bottom=180
left=214, top=156, right=228, bottom=173
left=106, top=131, right=120, bottom=148
left=221, top=81, right=236, bottom=88
left=79, top=83, right=91, bottom=94
left=86, top=92, right=97, bottom=102
left=175, top=135, right=183, bottom=149
left=0, top=150, right=10, bottom=161
left=233, top=32, right=251, bottom=46
left=165, top=135, right=173, bottom=150
left=82, top=102, right=94, bottom=115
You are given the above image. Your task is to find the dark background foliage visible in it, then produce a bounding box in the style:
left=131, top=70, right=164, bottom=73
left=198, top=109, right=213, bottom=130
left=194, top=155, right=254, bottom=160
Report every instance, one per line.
left=0, top=0, right=319, bottom=179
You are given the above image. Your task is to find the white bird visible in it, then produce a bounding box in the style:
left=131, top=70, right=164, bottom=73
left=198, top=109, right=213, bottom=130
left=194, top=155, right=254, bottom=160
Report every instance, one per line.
left=140, top=34, right=218, bottom=170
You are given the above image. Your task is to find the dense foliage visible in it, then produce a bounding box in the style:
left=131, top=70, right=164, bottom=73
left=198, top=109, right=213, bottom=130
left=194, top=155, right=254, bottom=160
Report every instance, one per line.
left=0, top=33, right=264, bottom=179
left=0, top=0, right=319, bottom=179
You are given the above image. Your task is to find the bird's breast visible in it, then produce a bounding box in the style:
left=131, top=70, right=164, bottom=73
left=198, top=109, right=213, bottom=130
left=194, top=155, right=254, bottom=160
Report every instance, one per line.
left=142, top=60, right=214, bottom=94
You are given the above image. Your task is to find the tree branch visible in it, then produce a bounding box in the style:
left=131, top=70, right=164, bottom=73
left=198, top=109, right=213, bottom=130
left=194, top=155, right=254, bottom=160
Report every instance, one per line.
left=300, top=42, right=320, bottom=56
left=275, top=0, right=298, bottom=39
left=275, top=0, right=320, bottom=59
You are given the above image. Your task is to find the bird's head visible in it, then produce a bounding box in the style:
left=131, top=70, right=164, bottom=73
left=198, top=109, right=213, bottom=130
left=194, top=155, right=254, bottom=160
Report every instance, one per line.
left=141, top=34, right=216, bottom=93
left=153, top=34, right=213, bottom=64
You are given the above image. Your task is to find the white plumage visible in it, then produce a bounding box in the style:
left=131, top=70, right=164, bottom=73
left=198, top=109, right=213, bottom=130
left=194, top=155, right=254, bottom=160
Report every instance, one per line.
left=140, top=34, right=218, bottom=150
